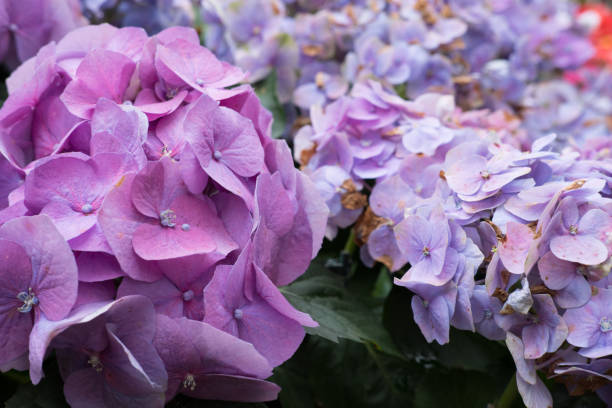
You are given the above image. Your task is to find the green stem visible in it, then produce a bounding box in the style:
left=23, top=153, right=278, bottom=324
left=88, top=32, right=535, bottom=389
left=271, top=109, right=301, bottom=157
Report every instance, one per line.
left=497, top=374, right=518, bottom=408
left=343, top=228, right=357, bottom=256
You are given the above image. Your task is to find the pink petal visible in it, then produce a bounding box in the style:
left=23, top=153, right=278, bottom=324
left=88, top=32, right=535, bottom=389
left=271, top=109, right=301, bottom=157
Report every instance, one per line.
left=550, top=235, right=608, bottom=265
left=61, top=49, right=136, bottom=119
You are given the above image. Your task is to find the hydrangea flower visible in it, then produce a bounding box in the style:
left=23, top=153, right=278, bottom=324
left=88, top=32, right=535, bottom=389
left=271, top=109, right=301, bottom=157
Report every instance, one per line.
left=0, top=215, right=78, bottom=371
left=565, top=288, right=612, bottom=359
left=203, top=244, right=317, bottom=366
left=0, top=24, right=325, bottom=406
left=29, top=295, right=167, bottom=407
left=24, top=153, right=135, bottom=248
left=153, top=315, right=280, bottom=402
left=394, top=214, right=457, bottom=287
left=547, top=197, right=611, bottom=265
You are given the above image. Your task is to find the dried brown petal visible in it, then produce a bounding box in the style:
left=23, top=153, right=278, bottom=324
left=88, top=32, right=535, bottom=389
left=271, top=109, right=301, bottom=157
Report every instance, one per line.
left=354, top=207, right=387, bottom=246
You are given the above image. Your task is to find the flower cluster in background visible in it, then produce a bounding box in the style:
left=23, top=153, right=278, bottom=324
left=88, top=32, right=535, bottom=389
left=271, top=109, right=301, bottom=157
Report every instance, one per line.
left=0, top=24, right=327, bottom=407
left=200, top=0, right=593, bottom=114
left=80, top=0, right=194, bottom=35
left=201, top=0, right=612, bottom=406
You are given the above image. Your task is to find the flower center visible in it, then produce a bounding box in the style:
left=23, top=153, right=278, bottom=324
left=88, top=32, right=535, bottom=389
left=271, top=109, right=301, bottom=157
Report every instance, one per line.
left=81, top=203, right=93, bottom=214
left=182, top=290, right=194, bottom=302
left=233, top=309, right=243, bottom=320
left=88, top=355, right=103, bottom=373
left=569, top=225, right=578, bottom=235
left=17, top=288, right=38, bottom=313
left=484, top=310, right=493, bottom=319
left=165, top=88, right=178, bottom=100
left=195, top=78, right=205, bottom=87
left=160, top=209, right=177, bottom=228
left=183, top=374, right=196, bottom=391
left=181, top=223, right=191, bottom=231
left=480, top=170, right=490, bottom=179
left=601, top=317, right=612, bottom=333
left=422, top=246, right=430, bottom=257
left=213, top=150, right=223, bottom=160
left=8, top=23, right=18, bottom=32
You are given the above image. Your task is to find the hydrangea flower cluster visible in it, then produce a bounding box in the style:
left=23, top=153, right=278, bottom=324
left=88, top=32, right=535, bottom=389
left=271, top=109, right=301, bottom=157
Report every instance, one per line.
left=80, top=0, right=194, bottom=34
left=293, top=74, right=612, bottom=406
left=0, top=24, right=327, bottom=407
left=200, top=0, right=593, bottom=112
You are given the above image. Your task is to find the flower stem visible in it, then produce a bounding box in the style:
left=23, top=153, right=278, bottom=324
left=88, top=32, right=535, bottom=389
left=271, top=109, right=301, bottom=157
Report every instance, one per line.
left=497, top=374, right=518, bottom=408
left=343, top=228, right=357, bottom=256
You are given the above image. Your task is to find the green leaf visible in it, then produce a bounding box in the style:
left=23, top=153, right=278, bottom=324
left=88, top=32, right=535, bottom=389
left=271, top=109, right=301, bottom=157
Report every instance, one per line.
left=280, top=259, right=403, bottom=359
left=413, top=368, right=510, bottom=408
left=383, top=285, right=514, bottom=372
left=371, top=267, right=392, bottom=299
left=5, top=366, right=68, bottom=408
left=254, top=72, right=286, bottom=139
left=274, top=336, right=417, bottom=408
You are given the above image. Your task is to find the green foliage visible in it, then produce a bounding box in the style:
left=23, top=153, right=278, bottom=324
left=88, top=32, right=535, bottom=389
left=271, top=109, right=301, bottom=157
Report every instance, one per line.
left=281, top=258, right=402, bottom=359
left=272, top=336, right=418, bottom=408
left=5, top=361, right=68, bottom=408
left=254, top=72, right=287, bottom=139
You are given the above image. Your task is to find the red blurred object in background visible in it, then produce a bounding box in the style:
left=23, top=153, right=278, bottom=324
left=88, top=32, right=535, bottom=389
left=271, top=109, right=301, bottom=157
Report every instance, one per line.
left=577, top=3, right=612, bottom=66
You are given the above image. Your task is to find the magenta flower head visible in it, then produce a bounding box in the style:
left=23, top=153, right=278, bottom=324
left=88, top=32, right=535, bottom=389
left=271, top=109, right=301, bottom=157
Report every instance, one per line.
left=28, top=295, right=167, bottom=407
left=99, top=156, right=238, bottom=281
left=0, top=22, right=326, bottom=406
left=183, top=94, right=265, bottom=204
left=253, top=140, right=328, bottom=286
left=24, top=152, right=135, bottom=249
left=0, top=215, right=78, bottom=370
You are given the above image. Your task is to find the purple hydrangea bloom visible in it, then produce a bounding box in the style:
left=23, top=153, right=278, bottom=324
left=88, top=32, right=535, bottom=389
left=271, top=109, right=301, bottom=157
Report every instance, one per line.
left=0, top=24, right=326, bottom=405
left=0, top=215, right=78, bottom=370
left=204, top=244, right=317, bottom=366
left=565, top=288, right=612, bottom=359
left=538, top=251, right=591, bottom=309
left=400, top=116, right=455, bottom=156
left=99, top=158, right=237, bottom=280
left=394, top=214, right=457, bottom=286
left=471, top=285, right=505, bottom=340
left=24, top=153, right=135, bottom=248
left=252, top=140, right=328, bottom=286
left=183, top=94, right=264, bottom=204
left=496, top=294, right=568, bottom=360
left=29, top=295, right=167, bottom=407
left=153, top=315, right=280, bottom=402
left=547, top=197, right=611, bottom=266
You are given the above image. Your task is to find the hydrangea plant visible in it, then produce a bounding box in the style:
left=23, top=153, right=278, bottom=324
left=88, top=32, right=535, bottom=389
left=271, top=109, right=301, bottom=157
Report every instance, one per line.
left=0, top=23, right=327, bottom=407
